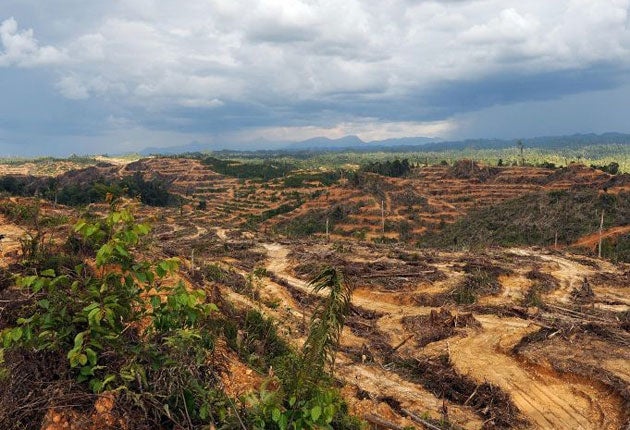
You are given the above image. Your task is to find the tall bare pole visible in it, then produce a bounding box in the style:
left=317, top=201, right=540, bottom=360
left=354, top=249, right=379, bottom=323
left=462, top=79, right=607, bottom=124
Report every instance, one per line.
left=597, top=209, right=604, bottom=258
left=325, top=217, right=329, bottom=241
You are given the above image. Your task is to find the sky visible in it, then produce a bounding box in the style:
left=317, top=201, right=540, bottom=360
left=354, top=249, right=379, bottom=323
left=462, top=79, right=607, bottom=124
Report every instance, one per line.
left=1, top=0, right=630, bottom=155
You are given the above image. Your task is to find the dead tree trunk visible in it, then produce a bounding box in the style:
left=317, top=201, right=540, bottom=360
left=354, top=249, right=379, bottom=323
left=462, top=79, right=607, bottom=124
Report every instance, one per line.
left=597, top=209, right=604, bottom=258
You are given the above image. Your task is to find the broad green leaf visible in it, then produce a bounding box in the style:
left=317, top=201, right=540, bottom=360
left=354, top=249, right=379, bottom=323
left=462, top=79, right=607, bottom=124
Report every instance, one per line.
left=103, top=374, right=117, bottom=385
left=135, top=271, right=148, bottom=283
left=115, top=244, right=130, bottom=257
left=310, top=405, right=321, bottom=422
left=19, top=275, right=37, bottom=288
left=85, top=348, right=97, bottom=366
left=73, top=331, right=85, bottom=348
left=90, top=378, right=104, bottom=393
left=199, top=404, right=209, bottom=420
left=11, top=327, right=23, bottom=342
left=37, top=299, right=50, bottom=309
left=272, top=408, right=281, bottom=422
left=32, top=279, right=45, bottom=293
left=278, top=414, right=288, bottom=430
left=83, top=303, right=100, bottom=312
left=85, top=225, right=99, bottom=237
left=68, top=350, right=79, bottom=367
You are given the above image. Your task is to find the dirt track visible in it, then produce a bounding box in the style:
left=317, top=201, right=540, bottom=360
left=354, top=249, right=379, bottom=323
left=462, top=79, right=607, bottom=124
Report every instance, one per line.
left=442, top=315, right=622, bottom=429
left=259, top=242, right=627, bottom=429
left=571, top=225, right=630, bottom=250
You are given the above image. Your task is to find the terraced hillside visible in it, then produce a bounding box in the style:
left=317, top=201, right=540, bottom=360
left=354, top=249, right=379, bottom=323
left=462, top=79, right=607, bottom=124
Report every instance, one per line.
left=270, top=162, right=622, bottom=242
left=1, top=155, right=620, bottom=244
left=115, top=158, right=628, bottom=247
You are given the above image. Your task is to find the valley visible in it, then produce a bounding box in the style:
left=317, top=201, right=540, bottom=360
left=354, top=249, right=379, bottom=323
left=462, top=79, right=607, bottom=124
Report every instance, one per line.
left=0, top=155, right=628, bottom=429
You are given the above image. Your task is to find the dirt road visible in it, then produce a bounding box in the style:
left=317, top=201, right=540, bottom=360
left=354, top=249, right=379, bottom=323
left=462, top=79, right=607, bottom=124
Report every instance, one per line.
left=443, top=315, right=622, bottom=430
left=261, top=242, right=626, bottom=429
left=571, top=225, right=630, bottom=250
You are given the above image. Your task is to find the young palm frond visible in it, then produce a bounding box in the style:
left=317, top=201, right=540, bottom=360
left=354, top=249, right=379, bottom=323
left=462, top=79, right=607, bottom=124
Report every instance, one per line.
left=301, top=267, right=352, bottom=379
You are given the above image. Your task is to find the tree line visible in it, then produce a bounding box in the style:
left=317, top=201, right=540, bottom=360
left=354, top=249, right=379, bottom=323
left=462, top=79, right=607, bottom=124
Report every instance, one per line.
left=0, top=172, right=176, bottom=207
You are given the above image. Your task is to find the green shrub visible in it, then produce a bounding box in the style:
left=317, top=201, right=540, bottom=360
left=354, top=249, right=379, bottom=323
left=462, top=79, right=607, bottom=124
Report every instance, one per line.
left=0, top=208, right=227, bottom=428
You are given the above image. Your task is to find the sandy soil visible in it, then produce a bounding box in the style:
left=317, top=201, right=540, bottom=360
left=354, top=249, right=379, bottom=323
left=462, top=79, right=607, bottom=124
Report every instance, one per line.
left=257, top=241, right=628, bottom=429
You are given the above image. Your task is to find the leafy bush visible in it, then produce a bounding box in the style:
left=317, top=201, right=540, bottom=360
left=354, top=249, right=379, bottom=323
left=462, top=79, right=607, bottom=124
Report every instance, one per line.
left=120, top=172, right=176, bottom=206
left=599, top=234, right=630, bottom=263
left=591, top=161, right=620, bottom=175
left=0, top=209, right=227, bottom=428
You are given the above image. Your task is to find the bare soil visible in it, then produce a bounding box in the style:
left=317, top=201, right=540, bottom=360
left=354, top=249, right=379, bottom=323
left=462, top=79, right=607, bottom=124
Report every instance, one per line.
left=0, top=160, right=628, bottom=429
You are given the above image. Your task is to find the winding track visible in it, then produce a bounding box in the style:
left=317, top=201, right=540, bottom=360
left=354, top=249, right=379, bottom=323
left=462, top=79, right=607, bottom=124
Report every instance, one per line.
left=445, top=315, right=621, bottom=430
left=261, top=242, right=625, bottom=430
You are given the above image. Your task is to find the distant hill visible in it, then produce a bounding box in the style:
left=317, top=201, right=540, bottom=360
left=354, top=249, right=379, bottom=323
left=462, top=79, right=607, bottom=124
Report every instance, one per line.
left=139, top=132, right=630, bottom=155
left=418, top=133, right=630, bottom=152
left=285, top=135, right=364, bottom=150
left=284, top=135, right=439, bottom=151
left=140, top=135, right=440, bottom=154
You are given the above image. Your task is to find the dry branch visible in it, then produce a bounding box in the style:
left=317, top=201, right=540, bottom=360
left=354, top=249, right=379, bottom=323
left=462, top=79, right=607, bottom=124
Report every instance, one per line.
left=359, top=271, right=436, bottom=279
left=392, top=334, right=415, bottom=352
left=364, top=413, right=406, bottom=430
left=401, top=408, right=444, bottom=430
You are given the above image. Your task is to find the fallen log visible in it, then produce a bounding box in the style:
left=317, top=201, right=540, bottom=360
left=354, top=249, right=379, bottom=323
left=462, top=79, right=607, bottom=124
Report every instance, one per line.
left=392, top=334, right=415, bottom=352
left=544, top=304, right=614, bottom=324
left=364, top=413, right=406, bottom=430
left=401, top=408, right=443, bottom=430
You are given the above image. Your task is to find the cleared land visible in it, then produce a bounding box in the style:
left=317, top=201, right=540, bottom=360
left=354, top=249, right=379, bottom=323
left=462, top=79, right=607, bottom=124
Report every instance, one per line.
left=0, top=157, right=628, bottom=429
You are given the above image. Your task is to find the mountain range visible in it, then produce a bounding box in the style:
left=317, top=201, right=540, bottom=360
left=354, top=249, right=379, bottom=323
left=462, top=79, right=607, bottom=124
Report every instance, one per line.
left=139, top=132, right=630, bottom=155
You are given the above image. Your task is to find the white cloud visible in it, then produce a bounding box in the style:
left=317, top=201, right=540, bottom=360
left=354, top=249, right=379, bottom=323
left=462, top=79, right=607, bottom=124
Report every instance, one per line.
left=177, top=97, right=224, bottom=108
left=2, top=0, right=630, bottom=146
left=55, top=75, right=89, bottom=99
left=9, top=2, right=630, bottom=102
left=0, top=17, right=65, bottom=67
left=242, top=119, right=457, bottom=142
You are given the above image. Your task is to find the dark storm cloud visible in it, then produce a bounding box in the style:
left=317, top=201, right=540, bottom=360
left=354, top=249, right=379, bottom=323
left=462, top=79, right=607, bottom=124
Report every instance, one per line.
left=420, top=64, right=627, bottom=115
left=1, top=0, right=630, bottom=152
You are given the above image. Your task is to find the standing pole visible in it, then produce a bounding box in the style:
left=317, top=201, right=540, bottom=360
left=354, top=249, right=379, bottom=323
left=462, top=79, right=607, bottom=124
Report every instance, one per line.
left=325, top=217, right=329, bottom=241
left=597, top=209, right=604, bottom=258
